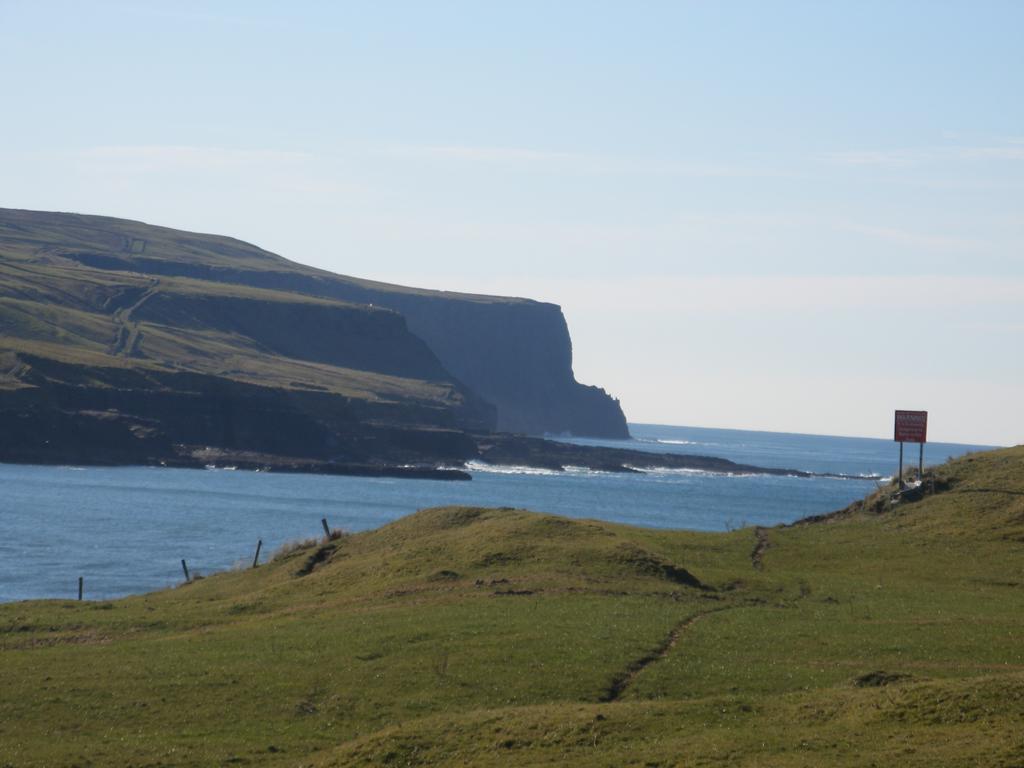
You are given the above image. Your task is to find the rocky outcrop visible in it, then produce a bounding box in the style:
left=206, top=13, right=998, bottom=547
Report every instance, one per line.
left=474, top=433, right=814, bottom=476
left=0, top=355, right=481, bottom=468
left=0, top=354, right=810, bottom=478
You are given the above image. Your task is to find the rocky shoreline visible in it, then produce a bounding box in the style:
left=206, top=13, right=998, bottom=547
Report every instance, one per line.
left=473, top=433, right=814, bottom=476
left=0, top=430, right=845, bottom=482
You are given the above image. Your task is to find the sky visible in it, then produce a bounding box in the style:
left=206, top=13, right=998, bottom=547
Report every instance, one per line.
left=1, top=1, right=1021, bottom=445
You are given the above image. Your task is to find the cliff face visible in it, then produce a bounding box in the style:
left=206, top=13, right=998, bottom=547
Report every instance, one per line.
left=355, top=293, right=628, bottom=437
left=0, top=210, right=626, bottom=438
left=131, top=290, right=452, bottom=383
left=160, top=266, right=627, bottom=437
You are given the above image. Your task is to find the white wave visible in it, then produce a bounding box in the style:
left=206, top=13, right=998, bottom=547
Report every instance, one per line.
left=626, top=466, right=726, bottom=477
left=467, top=462, right=618, bottom=478
left=635, top=437, right=719, bottom=448
left=818, top=472, right=888, bottom=482
left=465, top=461, right=560, bottom=476
left=631, top=466, right=775, bottom=479
left=809, top=472, right=887, bottom=482
left=564, top=465, right=613, bottom=476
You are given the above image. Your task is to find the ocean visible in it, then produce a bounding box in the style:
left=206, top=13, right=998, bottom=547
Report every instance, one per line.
left=0, top=423, right=994, bottom=602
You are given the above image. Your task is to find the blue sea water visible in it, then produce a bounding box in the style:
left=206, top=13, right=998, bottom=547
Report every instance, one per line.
left=0, top=423, right=996, bottom=602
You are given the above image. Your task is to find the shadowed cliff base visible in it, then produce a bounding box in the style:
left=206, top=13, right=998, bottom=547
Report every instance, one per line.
left=0, top=363, right=834, bottom=479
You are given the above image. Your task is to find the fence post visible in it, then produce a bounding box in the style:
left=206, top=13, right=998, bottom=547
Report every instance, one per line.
left=321, top=518, right=331, bottom=538
left=78, top=576, right=83, bottom=601
left=181, top=559, right=190, bottom=582
left=252, top=539, right=263, bottom=568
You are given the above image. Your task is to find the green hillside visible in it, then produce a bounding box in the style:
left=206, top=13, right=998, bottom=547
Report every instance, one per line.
left=0, top=208, right=515, bottom=300
left=0, top=208, right=629, bottom=438
left=0, top=238, right=468, bottom=404
left=2, top=447, right=1022, bottom=766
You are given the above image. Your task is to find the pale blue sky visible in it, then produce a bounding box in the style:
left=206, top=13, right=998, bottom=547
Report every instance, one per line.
left=2, top=1, right=1022, bottom=444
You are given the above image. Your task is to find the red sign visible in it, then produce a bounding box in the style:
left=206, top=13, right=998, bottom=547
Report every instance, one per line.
left=894, top=410, right=928, bottom=443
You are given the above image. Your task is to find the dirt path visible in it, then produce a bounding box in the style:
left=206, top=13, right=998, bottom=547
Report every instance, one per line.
left=598, top=607, right=733, bottom=703
left=110, top=279, right=159, bottom=357
left=751, top=527, right=770, bottom=570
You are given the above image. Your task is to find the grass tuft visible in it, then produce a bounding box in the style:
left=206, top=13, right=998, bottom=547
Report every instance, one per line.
left=271, top=537, right=318, bottom=561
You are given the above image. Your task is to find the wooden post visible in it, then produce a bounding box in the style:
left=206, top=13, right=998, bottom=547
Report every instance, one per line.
left=181, top=559, right=190, bottom=582
left=918, top=442, right=924, bottom=481
left=898, top=441, right=904, bottom=489
left=252, top=539, right=263, bottom=568
left=78, top=576, right=83, bottom=601
left=321, top=518, right=331, bottom=538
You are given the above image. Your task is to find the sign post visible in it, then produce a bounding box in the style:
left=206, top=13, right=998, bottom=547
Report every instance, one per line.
left=894, top=410, right=928, bottom=489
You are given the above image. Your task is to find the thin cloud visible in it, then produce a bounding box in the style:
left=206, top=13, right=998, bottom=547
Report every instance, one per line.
left=79, top=145, right=313, bottom=170
left=385, top=143, right=798, bottom=179
left=382, top=143, right=649, bottom=177
left=839, top=222, right=986, bottom=253
left=397, top=144, right=580, bottom=163
left=960, top=146, right=1024, bottom=161
left=823, top=149, right=924, bottom=167
left=107, top=3, right=277, bottom=30
left=824, top=142, right=1024, bottom=167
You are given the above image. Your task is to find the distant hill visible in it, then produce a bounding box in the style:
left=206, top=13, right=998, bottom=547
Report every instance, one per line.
left=0, top=208, right=627, bottom=468
left=0, top=208, right=627, bottom=437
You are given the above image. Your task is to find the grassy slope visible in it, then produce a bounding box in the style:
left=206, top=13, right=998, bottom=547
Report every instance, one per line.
left=1, top=448, right=1023, bottom=767
left=0, top=207, right=526, bottom=304
left=0, top=244, right=461, bottom=407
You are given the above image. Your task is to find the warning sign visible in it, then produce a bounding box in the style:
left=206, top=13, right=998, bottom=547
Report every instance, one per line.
left=894, top=410, right=928, bottom=443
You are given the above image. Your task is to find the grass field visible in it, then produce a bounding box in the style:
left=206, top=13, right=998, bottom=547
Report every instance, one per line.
left=2, top=447, right=1023, bottom=766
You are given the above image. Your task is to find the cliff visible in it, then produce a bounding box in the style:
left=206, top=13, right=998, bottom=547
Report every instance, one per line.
left=0, top=212, right=501, bottom=469
left=0, top=208, right=627, bottom=438
left=326, top=290, right=628, bottom=437
left=0, top=210, right=835, bottom=476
